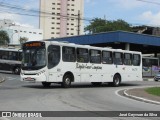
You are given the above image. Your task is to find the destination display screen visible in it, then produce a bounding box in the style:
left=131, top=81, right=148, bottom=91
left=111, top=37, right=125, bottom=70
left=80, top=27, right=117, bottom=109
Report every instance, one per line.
left=23, top=42, right=45, bottom=48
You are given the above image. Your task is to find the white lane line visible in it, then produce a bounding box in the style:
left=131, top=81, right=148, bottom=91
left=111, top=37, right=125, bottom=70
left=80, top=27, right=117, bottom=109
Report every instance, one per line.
left=7, top=77, right=20, bottom=81
left=115, top=86, right=160, bottom=105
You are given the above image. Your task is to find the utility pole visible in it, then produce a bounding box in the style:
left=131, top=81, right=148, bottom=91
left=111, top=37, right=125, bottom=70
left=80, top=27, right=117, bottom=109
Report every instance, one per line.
left=77, top=10, right=80, bottom=35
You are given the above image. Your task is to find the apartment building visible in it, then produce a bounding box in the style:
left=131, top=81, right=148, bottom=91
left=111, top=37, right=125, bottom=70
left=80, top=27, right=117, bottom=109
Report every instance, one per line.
left=40, top=0, right=84, bottom=39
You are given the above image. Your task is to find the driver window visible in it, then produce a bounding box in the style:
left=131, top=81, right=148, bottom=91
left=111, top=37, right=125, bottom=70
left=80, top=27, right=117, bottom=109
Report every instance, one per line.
left=48, top=45, right=60, bottom=69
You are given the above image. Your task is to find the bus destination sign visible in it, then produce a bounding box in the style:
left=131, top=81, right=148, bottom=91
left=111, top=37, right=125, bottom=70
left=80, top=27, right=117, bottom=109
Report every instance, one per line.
left=24, top=42, right=44, bottom=47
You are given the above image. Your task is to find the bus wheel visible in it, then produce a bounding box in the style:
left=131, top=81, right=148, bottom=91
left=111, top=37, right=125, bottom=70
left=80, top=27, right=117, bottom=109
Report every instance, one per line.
left=42, top=82, right=51, bottom=88
left=62, top=74, right=72, bottom=88
left=112, top=74, right=121, bottom=87
left=91, top=82, right=102, bottom=86
left=14, top=67, right=20, bottom=75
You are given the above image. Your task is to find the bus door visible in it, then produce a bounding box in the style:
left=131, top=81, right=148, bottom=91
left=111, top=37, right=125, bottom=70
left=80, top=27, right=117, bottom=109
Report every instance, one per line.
left=47, top=45, right=61, bottom=82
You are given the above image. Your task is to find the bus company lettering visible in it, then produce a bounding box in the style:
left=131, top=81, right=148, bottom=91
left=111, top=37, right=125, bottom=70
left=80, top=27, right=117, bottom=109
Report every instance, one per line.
left=76, top=63, right=102, bottom=70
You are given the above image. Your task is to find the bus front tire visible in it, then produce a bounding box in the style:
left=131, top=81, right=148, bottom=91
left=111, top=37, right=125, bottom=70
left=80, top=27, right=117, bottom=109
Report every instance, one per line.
left=112, top=74, right=121, bottom=87
left=62, top=74, right=72, bottom=88
left=42, top=82, right=51, bottom=88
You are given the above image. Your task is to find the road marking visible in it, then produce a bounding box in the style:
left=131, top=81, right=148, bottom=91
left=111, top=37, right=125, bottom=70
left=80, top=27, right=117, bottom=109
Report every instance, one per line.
left=7, top=77, right=20, bottom=81
left=115, top=86, right=160, bottom=105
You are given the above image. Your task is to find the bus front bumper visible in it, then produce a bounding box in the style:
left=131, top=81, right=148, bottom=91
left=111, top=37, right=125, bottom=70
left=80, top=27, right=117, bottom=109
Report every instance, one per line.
left=21, top=73, right=47, bottom=83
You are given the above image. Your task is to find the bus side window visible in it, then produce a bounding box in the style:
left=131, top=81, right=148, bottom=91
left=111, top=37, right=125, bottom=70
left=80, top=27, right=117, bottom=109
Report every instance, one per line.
left=62, top=46, right=76, bottom=62
left=77, top=48, right=89, bottom=63
left=133, top=54, right=141, bottom=66
left=124, top=53, right=132, bottom=65
left=90, top=50, right=101, bottom=64
left=1, top=51, right=8, bottom=60
left=113, top=52, right=123, bottom=65
left=48, top=45, right=60, bottom=69
left=102, top=51, right=113, bottom=64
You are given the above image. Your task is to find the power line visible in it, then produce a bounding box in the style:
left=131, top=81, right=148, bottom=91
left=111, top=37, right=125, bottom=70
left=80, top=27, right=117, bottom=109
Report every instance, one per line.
left=0, top=2, right=93, bottom=22
left=137, top=0, right=160, bottom=5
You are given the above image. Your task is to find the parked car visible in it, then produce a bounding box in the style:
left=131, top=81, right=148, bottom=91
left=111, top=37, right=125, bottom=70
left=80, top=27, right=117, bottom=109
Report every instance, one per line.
left=154, top=73, right=160, bottom=81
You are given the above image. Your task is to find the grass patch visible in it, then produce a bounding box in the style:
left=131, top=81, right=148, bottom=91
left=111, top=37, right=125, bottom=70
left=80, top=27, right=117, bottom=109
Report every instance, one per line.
left=145, top=87, right=160, bottom=96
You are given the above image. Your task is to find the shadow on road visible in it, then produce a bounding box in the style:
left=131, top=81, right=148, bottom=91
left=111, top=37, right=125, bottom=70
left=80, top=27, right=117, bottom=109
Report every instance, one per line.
left=22, top=82, right=141, bottom=90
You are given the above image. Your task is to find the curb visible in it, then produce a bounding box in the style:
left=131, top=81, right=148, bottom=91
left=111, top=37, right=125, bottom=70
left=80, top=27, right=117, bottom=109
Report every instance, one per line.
left=143, top=78, right=154, bottom=81
left=0, top=77, right=5, bottom=83
left=124, top=87, right=160, bottom=105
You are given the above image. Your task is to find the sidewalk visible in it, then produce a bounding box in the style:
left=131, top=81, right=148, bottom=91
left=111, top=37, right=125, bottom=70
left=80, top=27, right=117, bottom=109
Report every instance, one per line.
left=124, top=87, right=160, bottom=105
left=143, top=77, right=154, bottom=81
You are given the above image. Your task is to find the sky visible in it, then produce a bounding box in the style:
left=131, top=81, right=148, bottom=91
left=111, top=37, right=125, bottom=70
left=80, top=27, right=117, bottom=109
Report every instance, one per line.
left=0, top=0, right=160, bottom=28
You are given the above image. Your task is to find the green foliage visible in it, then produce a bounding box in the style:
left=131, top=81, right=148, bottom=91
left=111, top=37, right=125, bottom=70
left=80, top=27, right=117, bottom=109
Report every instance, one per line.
left=85, top=18, right=132, bottom=34
left=19, top=37, right=28, bottom=44
left=145, top=87, right=160, bottom=96
left=0, top=30, right=9, bottom=45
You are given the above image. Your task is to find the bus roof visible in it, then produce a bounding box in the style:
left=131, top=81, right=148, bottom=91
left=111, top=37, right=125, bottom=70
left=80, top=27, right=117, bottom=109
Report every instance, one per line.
left=44, top=41, right=141, bottom=54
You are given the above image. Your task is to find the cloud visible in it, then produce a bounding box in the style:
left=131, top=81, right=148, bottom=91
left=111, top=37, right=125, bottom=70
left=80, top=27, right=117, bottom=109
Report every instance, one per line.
left=15, top=22, right=34, bottom=28
left=140, top=11, right=160, bottom=26
left=0, top=12, right=21, bottom=21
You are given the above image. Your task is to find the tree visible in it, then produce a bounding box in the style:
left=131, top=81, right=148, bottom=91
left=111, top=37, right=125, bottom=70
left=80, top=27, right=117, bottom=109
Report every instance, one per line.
left=0, top=30, right=9, bottom=45
left=19, top=37, right=28, bottom=44
left=84, top=18, right=132, bottom=34
left=84, top=18, right=107, bottom=34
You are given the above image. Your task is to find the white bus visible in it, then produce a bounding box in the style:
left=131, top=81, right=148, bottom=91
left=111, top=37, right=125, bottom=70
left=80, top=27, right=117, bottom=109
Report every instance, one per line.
left=21, top=41, right=142, bottom=87
left=0, top=48, right=22, bottom=74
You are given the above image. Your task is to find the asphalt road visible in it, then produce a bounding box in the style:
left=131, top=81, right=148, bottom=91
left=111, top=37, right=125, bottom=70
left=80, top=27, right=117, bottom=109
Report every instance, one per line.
left=0, top=73, right=160, bottom=120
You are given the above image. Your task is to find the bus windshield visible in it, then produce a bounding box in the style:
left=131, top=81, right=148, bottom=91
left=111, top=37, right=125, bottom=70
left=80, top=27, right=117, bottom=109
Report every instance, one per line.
left=22, top=48, right=46, bottom=70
